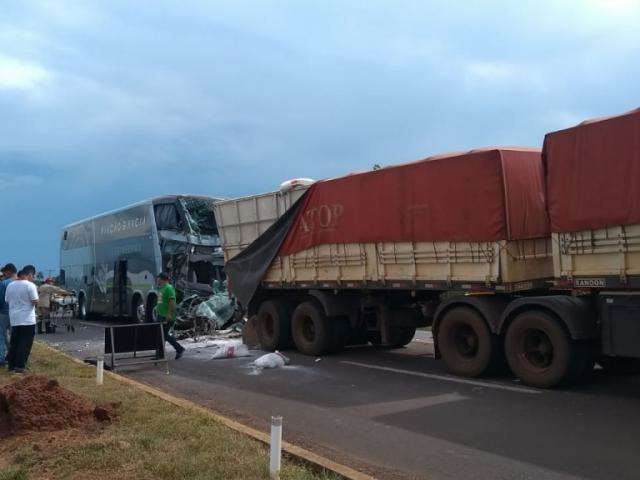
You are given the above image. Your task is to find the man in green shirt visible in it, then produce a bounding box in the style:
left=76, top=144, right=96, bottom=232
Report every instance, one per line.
left=154, top=272, right=185, bottom=359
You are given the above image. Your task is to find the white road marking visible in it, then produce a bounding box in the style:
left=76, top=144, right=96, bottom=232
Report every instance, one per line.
left=341, top=361, right=541, bottom=394
left=341, top=392, right=468, bottom=417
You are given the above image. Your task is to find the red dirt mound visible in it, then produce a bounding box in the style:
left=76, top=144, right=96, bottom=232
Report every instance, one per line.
left=0, top=375, right=117, bottom=437
left=93, top=402, right=121, bottom=423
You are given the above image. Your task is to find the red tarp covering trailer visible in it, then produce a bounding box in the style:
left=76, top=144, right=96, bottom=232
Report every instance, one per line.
left=543, top=108, right=640, bottom=233
left=279, top=148, right=549, bottom=256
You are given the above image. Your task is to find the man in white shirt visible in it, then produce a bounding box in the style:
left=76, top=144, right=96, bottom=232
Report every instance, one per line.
left=5, top=265, right=39, bottom=373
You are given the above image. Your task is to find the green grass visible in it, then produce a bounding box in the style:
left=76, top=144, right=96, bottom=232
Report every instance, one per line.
left=0, top=466, right=28, bottom=480
left=0, top=343, right=342, bottom=480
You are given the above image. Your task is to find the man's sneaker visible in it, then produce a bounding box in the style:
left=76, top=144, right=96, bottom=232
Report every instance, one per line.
left=175, top=348, right=185, bottom=360
left=11, top=368, right=25, bottom=374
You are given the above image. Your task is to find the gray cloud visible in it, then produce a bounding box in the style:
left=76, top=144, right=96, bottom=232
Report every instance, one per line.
left=0, top=0, right=638, bottom=269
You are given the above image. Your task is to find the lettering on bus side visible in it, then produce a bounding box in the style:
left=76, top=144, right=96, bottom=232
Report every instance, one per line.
left=99, top=216, right=147, bottom=236
left=299, top=204, right=344, bottom=234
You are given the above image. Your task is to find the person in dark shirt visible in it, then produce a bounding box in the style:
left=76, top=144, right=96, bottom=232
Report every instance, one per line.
left=0, top=263, right=18, bottom=367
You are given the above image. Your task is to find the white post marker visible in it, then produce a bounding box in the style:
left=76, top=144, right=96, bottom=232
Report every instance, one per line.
left=270, top=416, right=282, bottom=480
left=96, top=354, right=104, bottom=386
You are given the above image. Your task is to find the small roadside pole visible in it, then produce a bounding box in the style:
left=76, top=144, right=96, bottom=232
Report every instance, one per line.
left=96, top=354, right=104, bottom=386
left=270, top=416, right=283, bottom=480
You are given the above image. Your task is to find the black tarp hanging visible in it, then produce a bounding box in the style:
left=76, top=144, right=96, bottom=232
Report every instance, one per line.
left=224, top=191, right=309, bottom=309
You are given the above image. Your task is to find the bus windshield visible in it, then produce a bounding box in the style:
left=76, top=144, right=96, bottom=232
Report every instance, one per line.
left=181, top=197, right=219, bottom=236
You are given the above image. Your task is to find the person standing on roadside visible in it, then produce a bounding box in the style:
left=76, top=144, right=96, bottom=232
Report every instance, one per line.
left=0, top=263, right=18, bottom=367
left=37, top=277, right=72, bottom=334
left=5, top=265, right=39, bottom=373
left=154, top=272, right=185, bottom=359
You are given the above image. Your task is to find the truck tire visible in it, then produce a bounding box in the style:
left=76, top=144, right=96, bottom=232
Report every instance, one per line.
left=389, top=327, right=416, bottom=348
left=329, top=315, right=349, bottom=353
left=291, top=301, right=332, bottom=355
left=505, top=310, right=588, bottom=388
left=256, top=299, right=292, bottom=351
left=436, top=307, right=495, bottom=377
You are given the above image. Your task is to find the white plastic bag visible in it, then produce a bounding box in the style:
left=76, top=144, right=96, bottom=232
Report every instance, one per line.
left=211, top=343, right=251, bottom=359
left=253, top=351, right=290, bottom=369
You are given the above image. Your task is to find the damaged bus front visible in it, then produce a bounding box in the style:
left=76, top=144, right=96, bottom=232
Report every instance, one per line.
left=60, top=195, right=225, bottom=322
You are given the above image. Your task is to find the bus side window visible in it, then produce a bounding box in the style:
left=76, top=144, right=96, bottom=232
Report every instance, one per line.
left=154, top=204, right=180, bottom=230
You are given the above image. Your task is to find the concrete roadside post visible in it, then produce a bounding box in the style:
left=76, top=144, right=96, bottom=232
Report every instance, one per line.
left=270, top=416, right=283, bottom=479
left=96, top=354, right=104, bottom=386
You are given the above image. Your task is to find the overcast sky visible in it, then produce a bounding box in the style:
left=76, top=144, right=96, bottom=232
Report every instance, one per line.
left=1, top=0, right=639, bottom=272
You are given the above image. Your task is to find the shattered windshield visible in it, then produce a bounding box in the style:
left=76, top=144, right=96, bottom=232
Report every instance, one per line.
left=180, top=197, right=219, bottom=236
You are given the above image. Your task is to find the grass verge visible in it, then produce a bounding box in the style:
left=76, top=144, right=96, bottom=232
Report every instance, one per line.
left=0, top=343, right=341, bottom=480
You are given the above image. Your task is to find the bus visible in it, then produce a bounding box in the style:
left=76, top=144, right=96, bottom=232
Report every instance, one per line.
left=60, top=195, right=225, bottom=322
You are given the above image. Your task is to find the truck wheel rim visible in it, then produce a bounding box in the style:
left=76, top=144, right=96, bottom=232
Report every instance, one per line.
left=522, top=329, right=553, bottom=369
left=453, top=323, right=478, bottom=358
left=301, top=316, right=316, bottom=342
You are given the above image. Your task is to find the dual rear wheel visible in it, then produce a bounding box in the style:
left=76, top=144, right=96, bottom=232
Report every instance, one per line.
left=256, top=298, right=415, bottom=355
left=505, top=311, right=592, bottom=388
left=436, top=306, right=593, bottom=388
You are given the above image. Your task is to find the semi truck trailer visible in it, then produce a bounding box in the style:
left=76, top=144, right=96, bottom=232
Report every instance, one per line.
left=214, top=108, right=640, bottom=388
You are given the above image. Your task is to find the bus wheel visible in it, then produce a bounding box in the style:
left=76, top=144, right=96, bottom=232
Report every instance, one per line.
left=505, top=311, right=581, bottom=388
left=291, top=300, right=331, bottom=356
left=256, top=299, right=292, bottom=351
left=146, top=295, right=157, bottom=323
left=77, top=294, right=87, bottom=321
left=132, top=295, right=145, bottom=323
left=437, top=307, right=494, bottom=377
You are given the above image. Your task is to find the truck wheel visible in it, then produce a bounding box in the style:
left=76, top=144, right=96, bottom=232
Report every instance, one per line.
left=256, top=300, right=292, bottom=351
left=329, top=316, right=349, bottom=353
left=505, top=311, right=584, bottom=388
left=389, top=327, right=416, bottom=348
left=367, top=332, right=382, bottom=346
left=436, top=307, right=495, bottom=377
left=291, top=301, right=331, bottom=355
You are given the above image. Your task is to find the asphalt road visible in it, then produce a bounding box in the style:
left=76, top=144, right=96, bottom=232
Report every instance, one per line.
left=41, top=325, right=640, bottom=480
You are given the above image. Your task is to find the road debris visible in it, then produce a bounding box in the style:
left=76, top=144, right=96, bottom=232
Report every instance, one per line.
left=211, top=343, right=251, bottom=359
left=174, top=280, right=237, bottom=339
left=253, top=352, right=289, bottom=369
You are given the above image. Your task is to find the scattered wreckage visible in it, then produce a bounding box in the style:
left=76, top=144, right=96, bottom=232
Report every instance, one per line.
left=173, top=279, right=241, bottom=340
